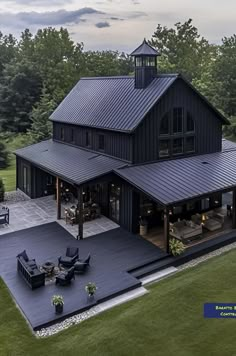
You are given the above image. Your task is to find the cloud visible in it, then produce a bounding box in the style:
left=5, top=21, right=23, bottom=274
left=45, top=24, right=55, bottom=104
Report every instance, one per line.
left=110, top=17, right=124, bottom=21
left=0, top=8, right=103, bottom=28
left=2, top=0, right=72, bottom=4
left=95, top=21, right=110, bottom=28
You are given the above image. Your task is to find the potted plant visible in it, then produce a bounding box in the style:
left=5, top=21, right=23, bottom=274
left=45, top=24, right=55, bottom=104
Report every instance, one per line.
left=169, top=238, right=185, bottom=256
left=85, top=282, right=97, bottom=298
left=51, top=295, right=64, bottom=314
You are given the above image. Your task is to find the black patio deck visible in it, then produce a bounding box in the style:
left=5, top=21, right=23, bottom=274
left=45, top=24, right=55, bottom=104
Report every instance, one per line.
left=0, top=222, right=166, bottom=330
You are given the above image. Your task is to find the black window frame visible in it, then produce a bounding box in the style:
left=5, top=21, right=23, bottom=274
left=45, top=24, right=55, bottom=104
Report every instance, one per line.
left=159, top=112, right=170, bottom=136
left=186, top=112, right=195, bottom=133
left=70, top=128, right=74, bottom=143
left=173, top=107, right=184, bottom=134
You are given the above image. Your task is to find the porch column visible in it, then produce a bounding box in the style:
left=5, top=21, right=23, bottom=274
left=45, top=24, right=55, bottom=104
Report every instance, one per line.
left=163, top=208, right=170, bottom=254
left=232, top=189, right=236, bottom=229
left=56, top=177, right=61, bottom=220
left=77, top=186, right=84, bottom=240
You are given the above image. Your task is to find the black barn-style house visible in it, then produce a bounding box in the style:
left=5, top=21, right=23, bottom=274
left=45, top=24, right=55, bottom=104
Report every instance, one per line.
left=16, top=39, right=236, bottom=252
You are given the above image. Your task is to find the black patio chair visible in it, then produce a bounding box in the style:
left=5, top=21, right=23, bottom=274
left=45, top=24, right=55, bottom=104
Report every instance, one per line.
left=74, top=254, right=91, bottom=274
left=58, top=247, right=79, bottom=267
left=55, top=266, right=75, bottom=286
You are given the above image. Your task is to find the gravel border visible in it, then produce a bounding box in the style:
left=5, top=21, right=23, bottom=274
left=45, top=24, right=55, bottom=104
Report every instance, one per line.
left=3, top=190, right=30, bottom=204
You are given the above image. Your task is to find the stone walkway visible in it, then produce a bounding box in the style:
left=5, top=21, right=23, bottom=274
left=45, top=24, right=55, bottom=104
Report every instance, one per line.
left=0, top=195, right=118, bottom=238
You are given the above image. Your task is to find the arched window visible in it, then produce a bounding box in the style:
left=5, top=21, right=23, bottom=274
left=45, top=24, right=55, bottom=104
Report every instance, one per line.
left=160, top=112, right=170, bottom=135
left=186, top=112, right=195, bottom=133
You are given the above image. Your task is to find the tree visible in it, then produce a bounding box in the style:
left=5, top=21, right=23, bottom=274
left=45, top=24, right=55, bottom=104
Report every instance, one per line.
left=149, top=19, right=215, bottom=82
left=0, top=59, right=42, bottom=132
left=27, top=89, right=56, bottom=143
left=0, top=142, right=9, bottom=169
left=0, top=177, right=5, bottom=202
left=0, top=32, right=18, bottom=77
left=82, top=50, right=133, bottom=77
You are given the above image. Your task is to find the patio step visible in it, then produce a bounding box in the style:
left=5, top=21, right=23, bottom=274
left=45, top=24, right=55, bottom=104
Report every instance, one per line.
left=140, top=267, right=178, bottom=285
left=130, top=256, right=174, bottom=279
left=94, top=287, right=148, bottom=313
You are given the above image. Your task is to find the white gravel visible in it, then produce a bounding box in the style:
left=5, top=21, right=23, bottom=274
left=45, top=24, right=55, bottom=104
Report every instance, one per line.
left=4, top=190, right=30, bottom=204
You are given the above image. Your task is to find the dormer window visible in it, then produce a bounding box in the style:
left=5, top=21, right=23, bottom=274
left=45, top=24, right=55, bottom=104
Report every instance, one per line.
left=135, top=57, right=143, bottom=67
left=143, top=57, right=156, bottom=67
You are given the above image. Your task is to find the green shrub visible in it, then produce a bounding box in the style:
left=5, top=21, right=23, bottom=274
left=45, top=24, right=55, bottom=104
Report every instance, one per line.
left=0, top=142, right=9, bottom=169
left=0, top=178, right=5, bottom=202
left=169, top=238, right=185, bottom=256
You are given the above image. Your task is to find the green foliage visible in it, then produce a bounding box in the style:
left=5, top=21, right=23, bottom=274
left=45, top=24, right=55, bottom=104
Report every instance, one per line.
left=0, top=142, right=9, bottom=168
left=0, top=177, right=5, bottom=202
left=51, top=295, right=64, bottom=306
left=169, top=238, right=185, bottom=256
left=150, top=19, right=215, bottom=82
left=85, top=282, right=97, bottom=296
left=27, top=89, right=56, bottom=143
left=0, top=59, right=42, bottom=132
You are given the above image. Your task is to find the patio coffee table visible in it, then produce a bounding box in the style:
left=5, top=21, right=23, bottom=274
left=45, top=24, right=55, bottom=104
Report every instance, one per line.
left=41, top=262, right=55, bottom=277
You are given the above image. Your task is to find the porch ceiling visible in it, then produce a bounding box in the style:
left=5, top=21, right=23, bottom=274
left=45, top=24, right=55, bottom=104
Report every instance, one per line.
left=15, top=140, right=126, bottom=186
left=115, top=150, right=236, bottom=206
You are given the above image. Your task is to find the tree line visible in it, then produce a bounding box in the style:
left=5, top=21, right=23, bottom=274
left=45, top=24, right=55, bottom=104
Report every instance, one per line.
left=0, top=19, right=236, bottom=146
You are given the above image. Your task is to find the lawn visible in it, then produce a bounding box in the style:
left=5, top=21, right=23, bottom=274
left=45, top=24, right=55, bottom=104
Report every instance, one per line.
left=1, top=249, right=236, bottom=356
left=0, top=134, right=29, bottom=192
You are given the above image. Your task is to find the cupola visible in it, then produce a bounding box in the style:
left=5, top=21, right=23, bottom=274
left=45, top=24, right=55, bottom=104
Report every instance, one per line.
left=131, top=39, right=160, bottom=89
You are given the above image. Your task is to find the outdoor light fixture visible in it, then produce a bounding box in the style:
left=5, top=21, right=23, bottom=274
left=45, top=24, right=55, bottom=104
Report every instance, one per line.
left=214, top=200, right=219, bottom=204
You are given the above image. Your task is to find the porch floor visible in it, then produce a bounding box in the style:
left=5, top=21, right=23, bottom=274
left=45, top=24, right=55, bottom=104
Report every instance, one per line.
left=0, top=195, right=118, bottom=238
left=143, top=212, right=234, bottom=250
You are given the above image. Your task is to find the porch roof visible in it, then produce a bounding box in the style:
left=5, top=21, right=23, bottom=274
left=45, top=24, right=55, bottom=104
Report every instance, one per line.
left=15, top=140, right=125, bottom=185
left=115, top=149, right=236, bottom=206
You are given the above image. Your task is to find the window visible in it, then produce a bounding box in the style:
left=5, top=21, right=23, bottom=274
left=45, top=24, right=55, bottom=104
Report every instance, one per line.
left=186, top=136, right=195, bottom=153
left=160, top=113, right=169, bottom=135
left=173, top=108, right=183, bottom=134
left=135, top=57, right=142, bottom=67
left=159, top=140, right=170, bottom=157
left=23, top=166, right=29, bottom=194
left=60, top=127, right=65, bottom=141
left=98, top=134, right=105, bottom=150
left=70, top=129, right=74, bottom=143
left=186, top=112, right=195, bottom=133
left=201, top=198, right=210, bottom=211
left=85, top=131, right=91, bottom=147
left=173, top=138, right=183, bottom=155
left=143, top=57, right=156, bottom=67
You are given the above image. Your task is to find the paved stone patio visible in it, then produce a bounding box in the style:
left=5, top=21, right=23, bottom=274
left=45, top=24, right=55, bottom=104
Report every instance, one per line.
left=0, top=195, right=118, bottom=238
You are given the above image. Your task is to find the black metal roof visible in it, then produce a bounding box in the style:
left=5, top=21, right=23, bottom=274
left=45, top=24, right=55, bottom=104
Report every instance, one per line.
left=222, top=138, right=236, bottom=152
left=15, top=140, right=126, bottom=185
left=115, top=150, right=236, bottom=206
left=50, top=74, right=229, bottom=132
left=50, top=75, right=177, bottom=132
left=130, top=39, right=160, bottom=56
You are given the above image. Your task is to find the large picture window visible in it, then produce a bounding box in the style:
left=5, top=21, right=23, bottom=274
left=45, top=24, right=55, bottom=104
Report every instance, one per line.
left=159, top=108, right=196, bottom=158
left=159, top=139, right=170, bottom=157
left=173, top=108, right=183, bottom=134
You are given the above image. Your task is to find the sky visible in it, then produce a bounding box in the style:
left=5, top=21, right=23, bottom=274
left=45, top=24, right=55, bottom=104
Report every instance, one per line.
left=0, top=0, right=235, bottom=52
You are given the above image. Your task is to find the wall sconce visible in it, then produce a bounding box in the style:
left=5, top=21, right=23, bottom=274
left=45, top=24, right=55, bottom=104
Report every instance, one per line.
left=169, top=210, right=173, bottom=215
left=214, top=200, right=219, bottom=204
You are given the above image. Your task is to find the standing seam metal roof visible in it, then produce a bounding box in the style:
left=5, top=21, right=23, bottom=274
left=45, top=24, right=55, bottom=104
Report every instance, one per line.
left=15, top=140, right=126, bottom=185
left=114, top=150, right=236, bottom=206
left=50, top=75, right=177, bottom=132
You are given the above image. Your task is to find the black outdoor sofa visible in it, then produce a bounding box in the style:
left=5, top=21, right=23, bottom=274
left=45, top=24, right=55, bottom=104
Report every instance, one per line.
left=17, top=250, right=45, bottom=290
left=74, top=254, right=91, bottom=273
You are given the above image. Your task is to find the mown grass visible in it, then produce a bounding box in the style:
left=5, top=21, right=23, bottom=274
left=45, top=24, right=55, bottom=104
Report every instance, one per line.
left=1, top=248, right=236, bottom=356
left=0, top=133, right=29, bottom=192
